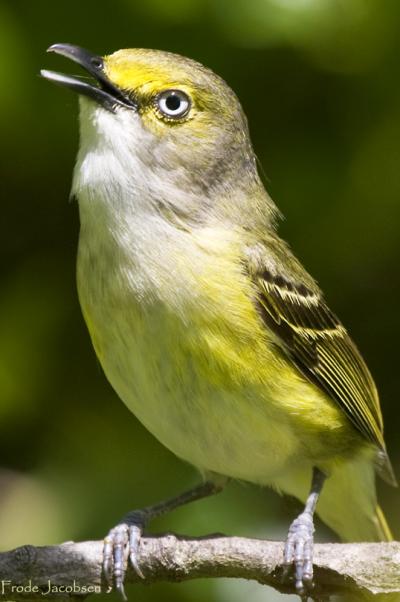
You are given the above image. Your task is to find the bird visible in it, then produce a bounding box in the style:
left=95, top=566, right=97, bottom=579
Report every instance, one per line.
left=41, top=43, right=396, bottom=599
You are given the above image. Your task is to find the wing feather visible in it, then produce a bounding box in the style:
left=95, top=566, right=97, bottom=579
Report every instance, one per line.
left=256, top=268, right=385, bottom=449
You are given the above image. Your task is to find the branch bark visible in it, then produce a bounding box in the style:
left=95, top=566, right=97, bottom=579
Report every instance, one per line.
left=0, top=535, right=399, bottom=600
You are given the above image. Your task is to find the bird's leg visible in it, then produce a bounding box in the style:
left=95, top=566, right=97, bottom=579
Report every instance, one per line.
left=103, top=479, right=226, bottom=599
left=283, top=467, right=326, bottom=596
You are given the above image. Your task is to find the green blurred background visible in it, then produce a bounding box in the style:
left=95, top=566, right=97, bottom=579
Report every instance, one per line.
left=1, top=0, right=399, bottom=600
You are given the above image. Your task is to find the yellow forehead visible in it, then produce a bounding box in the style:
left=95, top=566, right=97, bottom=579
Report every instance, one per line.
left=103, top=49, right=203, bottom=96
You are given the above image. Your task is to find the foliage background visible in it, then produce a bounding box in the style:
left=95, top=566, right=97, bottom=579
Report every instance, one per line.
left=1, top=0, right=399, bottom=600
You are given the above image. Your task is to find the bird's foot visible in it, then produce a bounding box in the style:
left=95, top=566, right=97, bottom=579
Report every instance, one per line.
left=283, top=510, right=315, bottom=597
left=103, top=509, right=149, bottom=600
left=101, top=481, right=226, bottom=599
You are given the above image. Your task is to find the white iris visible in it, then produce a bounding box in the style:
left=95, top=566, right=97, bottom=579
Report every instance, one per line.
left=157, top=90, right=190, bottom=118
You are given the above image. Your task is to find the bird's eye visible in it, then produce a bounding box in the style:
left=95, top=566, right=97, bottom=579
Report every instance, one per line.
left=156, top=90, right=191, bottom=119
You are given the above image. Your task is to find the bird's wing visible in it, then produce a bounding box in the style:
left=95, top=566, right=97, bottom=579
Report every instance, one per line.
left=248, top=237, right=397, bottom=486
left=246, top=237, right=385, bottom=452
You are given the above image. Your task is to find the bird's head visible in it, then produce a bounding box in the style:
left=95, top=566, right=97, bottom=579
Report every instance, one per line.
left=42, top=44, right=273, bottom=226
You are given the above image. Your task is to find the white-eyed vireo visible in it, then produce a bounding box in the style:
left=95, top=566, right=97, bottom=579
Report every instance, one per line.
left=41, top=43, right=396, bottom=598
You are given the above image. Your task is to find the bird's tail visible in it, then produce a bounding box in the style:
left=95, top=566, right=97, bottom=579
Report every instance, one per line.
left=319, top=456, right=392, bottom=542
left=375, top=504, right=393, bottom=542
left=275, top=453, right=392, bottom=542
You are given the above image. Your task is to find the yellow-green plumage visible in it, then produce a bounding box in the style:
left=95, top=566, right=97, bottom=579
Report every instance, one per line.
left=66, top=48, right=395, bottom=545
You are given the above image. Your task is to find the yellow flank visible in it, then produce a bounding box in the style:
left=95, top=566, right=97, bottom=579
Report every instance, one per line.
left=186, top=231, right=357, bottom=459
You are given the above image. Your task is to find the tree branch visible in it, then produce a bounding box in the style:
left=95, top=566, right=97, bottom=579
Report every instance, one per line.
left=0, top=535, right=399, bottom=600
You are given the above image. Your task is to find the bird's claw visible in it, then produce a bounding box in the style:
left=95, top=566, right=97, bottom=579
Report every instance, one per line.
left=103, top=510, right=148, bottom=600
left=283, top=511, right=315, bottom=596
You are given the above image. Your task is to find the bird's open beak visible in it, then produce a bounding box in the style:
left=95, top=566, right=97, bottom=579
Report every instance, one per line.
left=41, top=43, right=137, bottom=112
